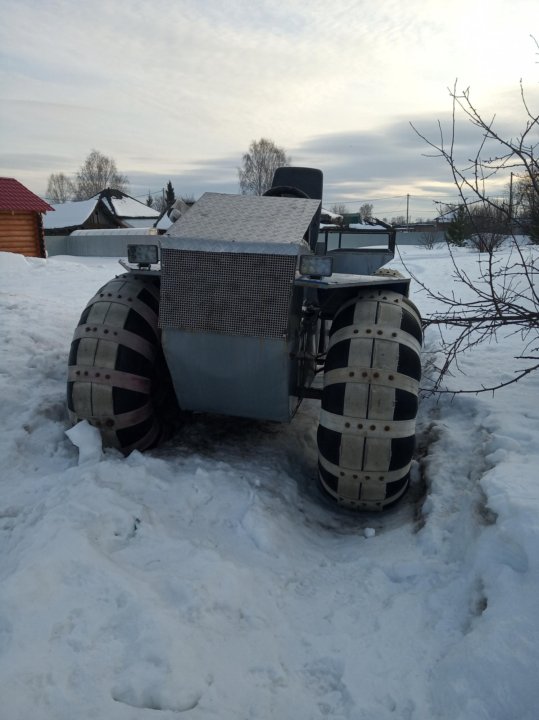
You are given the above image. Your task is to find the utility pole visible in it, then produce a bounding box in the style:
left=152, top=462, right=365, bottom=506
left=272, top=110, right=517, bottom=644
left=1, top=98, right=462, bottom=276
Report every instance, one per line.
left=406, top=194, right=410, bottom=230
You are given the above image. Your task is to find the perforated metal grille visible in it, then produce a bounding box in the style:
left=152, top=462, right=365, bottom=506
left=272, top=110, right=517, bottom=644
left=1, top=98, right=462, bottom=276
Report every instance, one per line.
left=159, top=249, right=297, bottom=338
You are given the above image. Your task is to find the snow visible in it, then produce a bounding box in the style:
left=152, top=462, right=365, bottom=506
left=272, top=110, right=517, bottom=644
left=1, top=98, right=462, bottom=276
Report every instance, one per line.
left=43, top=196, right=159, bottom=232
left=349, top=222, right=388, bottom=231
left=321, top=208, right=343, bottom=223
left=71, top=227, right=158, bottom=236
left=155, top=213, right=173, bottom=231
left=105, top=195, right=160, bottom=219
left=42, top=198, right=98, bottom=229
left=65, top=421, right=103, bottom=465
left=1, top=243, right=539, bottom=719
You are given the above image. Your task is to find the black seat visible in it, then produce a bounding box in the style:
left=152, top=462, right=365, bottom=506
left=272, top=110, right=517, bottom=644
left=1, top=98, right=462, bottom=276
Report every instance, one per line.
left=265, top=167, right=323, bottom=250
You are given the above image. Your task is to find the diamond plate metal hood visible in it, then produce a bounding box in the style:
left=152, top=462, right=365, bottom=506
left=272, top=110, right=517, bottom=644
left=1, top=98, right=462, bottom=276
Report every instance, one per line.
left=161, top=192, right=321, bottom=255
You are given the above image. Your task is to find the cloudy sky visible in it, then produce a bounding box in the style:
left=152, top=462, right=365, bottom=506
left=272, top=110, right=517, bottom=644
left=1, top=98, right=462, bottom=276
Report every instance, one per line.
left=1, top=0, right=538, bottom=219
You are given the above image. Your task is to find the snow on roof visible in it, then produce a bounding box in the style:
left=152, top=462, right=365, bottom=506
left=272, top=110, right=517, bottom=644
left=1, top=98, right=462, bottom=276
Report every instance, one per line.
left=101, top=194, right=160, bottom=219
left=349, top=222, right=389, bottom=231
left=155, top=213, right=173, bottom=231
left=43, top=190, right=160, bottom=230
left=0, top=178, right=53, bottom=213
left=42, top=198, right=99, bottom=229
left=320, top=208, right=343, bottom=223
left=71, top=227, right=158, bottom=236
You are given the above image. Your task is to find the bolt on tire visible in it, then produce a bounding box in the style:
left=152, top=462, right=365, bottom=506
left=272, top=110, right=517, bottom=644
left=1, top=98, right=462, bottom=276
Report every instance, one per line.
left=67, top=275, right=166, bottom=454
left=317, top=289, right=422, bottom=510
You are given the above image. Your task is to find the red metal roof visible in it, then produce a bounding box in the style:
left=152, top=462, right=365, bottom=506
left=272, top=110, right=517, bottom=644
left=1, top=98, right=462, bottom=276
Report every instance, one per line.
left=0, top=178, right=54, bottom=213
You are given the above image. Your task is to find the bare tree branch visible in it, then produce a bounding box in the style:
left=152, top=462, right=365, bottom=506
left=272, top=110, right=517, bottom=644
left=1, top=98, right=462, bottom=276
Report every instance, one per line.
left=406, top=66, right=538, bottom=395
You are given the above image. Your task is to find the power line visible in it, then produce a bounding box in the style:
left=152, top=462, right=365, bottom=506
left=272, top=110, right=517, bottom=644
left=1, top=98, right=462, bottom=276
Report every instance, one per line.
left=330, top=194, right=465, bottom=204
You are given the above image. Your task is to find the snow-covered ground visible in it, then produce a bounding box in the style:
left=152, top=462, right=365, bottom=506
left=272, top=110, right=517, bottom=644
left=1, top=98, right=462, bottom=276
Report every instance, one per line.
left=1, top=244, right=538, bottom=720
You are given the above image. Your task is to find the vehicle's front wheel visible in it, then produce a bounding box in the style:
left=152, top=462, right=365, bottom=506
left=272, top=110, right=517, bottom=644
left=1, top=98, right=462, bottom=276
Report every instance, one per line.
left=317, top=289, right=422, bottom=510
left=67, top=275, right=168, bottom=454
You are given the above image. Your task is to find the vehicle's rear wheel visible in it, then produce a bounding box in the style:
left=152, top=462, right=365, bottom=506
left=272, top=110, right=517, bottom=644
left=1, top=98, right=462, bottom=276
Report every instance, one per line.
left=67, top=275, right=167, bottom=454
left=317, top=289, right=422, bottom=510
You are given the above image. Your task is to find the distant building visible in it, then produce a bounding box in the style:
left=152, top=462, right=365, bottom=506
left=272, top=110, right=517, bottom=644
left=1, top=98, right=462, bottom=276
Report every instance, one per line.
left=0, top=178, right=53, bottom=258
left=43, top=188, right=160, bottom=235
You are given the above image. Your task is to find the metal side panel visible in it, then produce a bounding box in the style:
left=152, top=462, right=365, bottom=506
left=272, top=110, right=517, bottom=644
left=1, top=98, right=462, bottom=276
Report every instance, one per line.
left=328, top=250, right=394, bottom=275
left=162, top=330, right=294, bottom=422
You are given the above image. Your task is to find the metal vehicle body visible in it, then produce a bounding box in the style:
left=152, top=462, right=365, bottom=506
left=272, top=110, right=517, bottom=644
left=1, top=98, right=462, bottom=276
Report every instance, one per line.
left=67, top=168, right=422, bottom=510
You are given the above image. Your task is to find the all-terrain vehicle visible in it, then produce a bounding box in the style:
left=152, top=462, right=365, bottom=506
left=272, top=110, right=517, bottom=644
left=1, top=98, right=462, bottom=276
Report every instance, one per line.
left=67, top=167, right=422, bottom=511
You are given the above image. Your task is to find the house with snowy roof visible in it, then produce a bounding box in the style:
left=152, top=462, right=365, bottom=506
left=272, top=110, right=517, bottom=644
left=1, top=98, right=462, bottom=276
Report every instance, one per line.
left=0, top=178, right=54, bottom=258
left=43, top=188, right=160, bottom=235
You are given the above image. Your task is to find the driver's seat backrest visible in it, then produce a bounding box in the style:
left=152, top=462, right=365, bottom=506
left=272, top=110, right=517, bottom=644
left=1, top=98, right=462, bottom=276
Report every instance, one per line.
left=271, top=167, right=323, bottom=250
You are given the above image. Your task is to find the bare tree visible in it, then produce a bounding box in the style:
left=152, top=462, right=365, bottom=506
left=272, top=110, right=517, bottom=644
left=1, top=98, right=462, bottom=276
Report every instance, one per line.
left=330, top=203, right=348, bottom=216
left=73, top=150, right=129, bottom=200
left=359, top=202, right=374, bottom=221
left=238, top=138, right=290, bottom=195
left=152, top=194, right=167, bottom=213
left=391, top=215, right=407, bottom=226
left=46, top=172, right=75, bottom=203
left=409, top=62, right=539, bottom=394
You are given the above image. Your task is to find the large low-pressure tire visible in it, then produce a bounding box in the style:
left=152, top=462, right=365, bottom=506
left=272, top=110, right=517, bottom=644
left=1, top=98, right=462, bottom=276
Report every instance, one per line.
left=317, top=289, right=422, bottom=510
left=67, top=275, right=165, bottom=454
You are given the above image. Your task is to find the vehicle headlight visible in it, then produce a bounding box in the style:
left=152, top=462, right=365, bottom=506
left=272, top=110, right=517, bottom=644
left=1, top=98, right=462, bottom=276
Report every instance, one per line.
left=299, top=254, right=333, bottom=277
left=127, top=244, right=159, bottom=265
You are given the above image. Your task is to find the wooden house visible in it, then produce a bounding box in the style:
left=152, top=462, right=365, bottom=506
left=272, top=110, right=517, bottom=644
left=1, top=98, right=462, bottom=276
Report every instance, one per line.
left=0, top=178, right=53, bottom=258
left=43, top=188, right=160, bottom=235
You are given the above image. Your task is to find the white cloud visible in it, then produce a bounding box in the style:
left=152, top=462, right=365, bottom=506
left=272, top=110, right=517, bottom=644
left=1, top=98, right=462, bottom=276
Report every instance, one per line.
left=1, top=0, right=537, bottom=207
